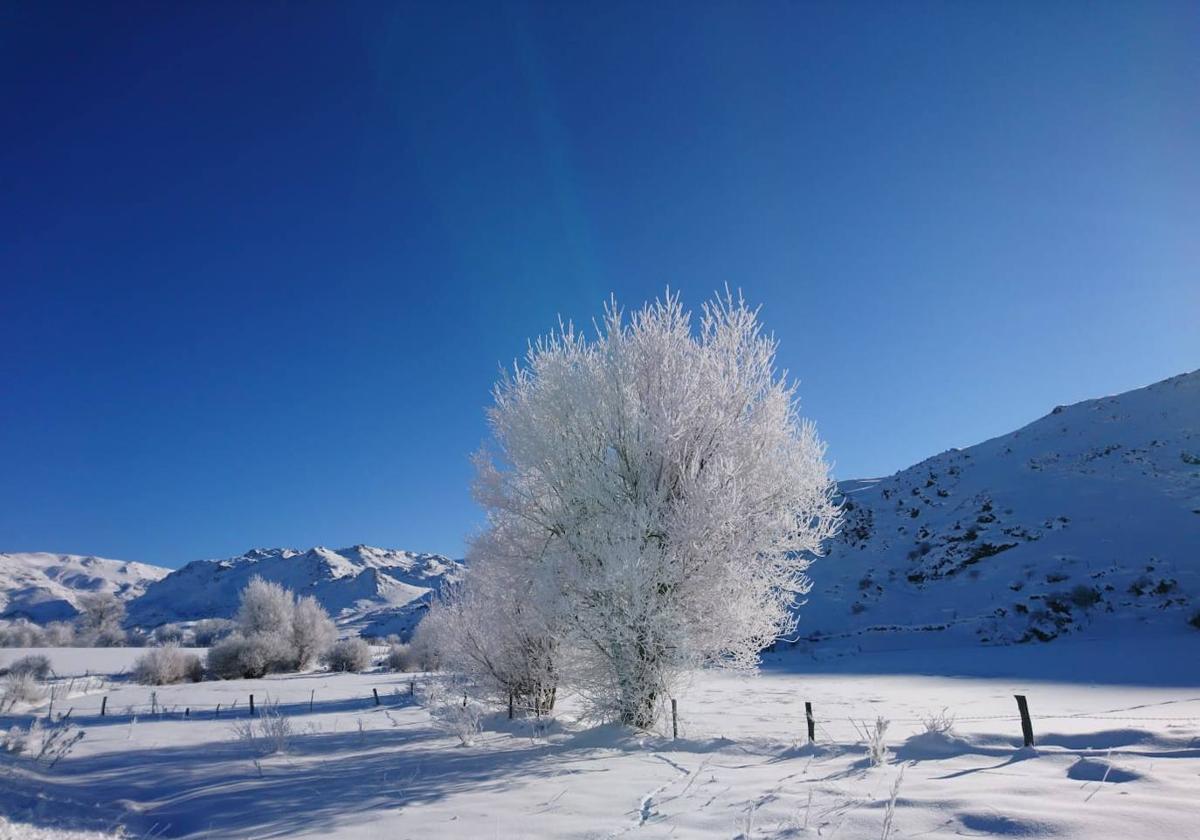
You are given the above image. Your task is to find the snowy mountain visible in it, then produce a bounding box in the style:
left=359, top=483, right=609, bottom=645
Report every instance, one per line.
left=799, top=370, right=1200, bottom=651
left=126, top=545, right=464, bottom=638
left=0, top=553, right=171, bottom=623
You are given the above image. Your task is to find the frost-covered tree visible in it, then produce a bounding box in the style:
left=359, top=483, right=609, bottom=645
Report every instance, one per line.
left=417, top=539, right=559, bottom=715
left=206, top=577, right=337, bottom=678
left=292, top=595, right=337, bottom=669
left=469, top=290, right=840, bottom=727
left=76, top=593, right=127, bottom=646
left=236, top=577, right=294, bottom=637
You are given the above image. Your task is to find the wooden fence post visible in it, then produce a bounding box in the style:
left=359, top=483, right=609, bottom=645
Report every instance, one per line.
left=671, top=698, right=678, bottom=740
left=805, top=701, right=816, bottom=744
left=508, top=692, right=514, bottom=720
left=309, top=689, right=315, bottom=714
left=410, top=679, right=415, bottom=696
left=249, top=694, right=255, bottom=717
left=1014, top=694, right=1034, bottom=747
left=373, top=688, right=380, bottom=706
left=185, top=707, right=190, bottom=719
left=100, top=696, right=107, bottom=717
left=215, top=703, right=221, bottom=719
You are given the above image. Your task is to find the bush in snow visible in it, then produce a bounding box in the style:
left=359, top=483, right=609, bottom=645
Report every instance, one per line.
left=0, top=672, right=45, bottom=712
left=4, top=654, right=52, bottom=681
left=292, top=595, right=338, bottom=669
left=854, top=716, right=890, bottom=767
left=45, top=621, right=77, bottom=646
left=154, top=623, right=188, bottom=645
left=324, top=637, right=372, bottom=673
left=206, top=577, right=337, bottom=679
left=0, top=619, right=47, bottom=648
left=2, top=718, right=84, bottom=768
left=416, top=559, right=559, bottom=715
left=207, top=632, right=292, bottom=680
left=921, top=708, right=956, bottom=736
left=422, top=683, right=483, bottom=746
left=459, top=290, right=840, bottom=727
left=230, top=699, right=293, bottom=755
left=192, top=618, right=236, bottom=647
left=132, top=644, right=204, bottom=685
left=386, top=643, right=421, bottom=672
left=75, top=592, right=127, bottom=647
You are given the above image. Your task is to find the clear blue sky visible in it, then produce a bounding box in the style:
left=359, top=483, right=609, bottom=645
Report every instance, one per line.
left=2, top=2, right=1197, bottom=567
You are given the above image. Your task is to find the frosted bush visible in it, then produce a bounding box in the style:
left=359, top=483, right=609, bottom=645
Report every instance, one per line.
left=206, top=578, right=336, bottom=679
left=208, top=633, right=291, bottom=679
left=324, top=638, right=372, bottom=673
left=133, top=644, right=204, bottom=685
left=855, top=716, right=890, bottom=767
left=42, top=621, right=77, bottom=647
left=230, top=699, right=293, bottom=755
left=922, top=708, right=955, bottom=735
left=422, top=684, right=483, bottom=746
left=5, top=654, right=52, bottom=680
left=2, top=718, right=84, bottom=770
left=155, top=623, right=188, bottom=645
left=386, top=643, right=420, bottom=672
left=1, top=672, right=45, bottom=712
left=0, top=619, right=46, bottom=648
left=193, top=618, right=236, bottom=646
left=291, top=595, right=337, bottom=669
left=75, top=592, right=127, bottom=647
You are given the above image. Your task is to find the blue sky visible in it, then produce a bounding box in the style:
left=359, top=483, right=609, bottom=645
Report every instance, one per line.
left=2, top=2, right=1197, bottom=567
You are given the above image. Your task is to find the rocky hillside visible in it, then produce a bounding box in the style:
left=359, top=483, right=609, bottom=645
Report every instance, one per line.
left=0, top=553, right=170, bottom=623
left=799, top=369, right=1200, bottom=651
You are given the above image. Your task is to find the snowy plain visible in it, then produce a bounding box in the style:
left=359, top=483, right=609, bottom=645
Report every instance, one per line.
left=2, top=636, right=1198, bottom=840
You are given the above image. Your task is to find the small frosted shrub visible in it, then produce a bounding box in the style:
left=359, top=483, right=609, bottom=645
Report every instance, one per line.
left=207, top=633, right=293, bottom=679
left=1, top=672, right=45, bottom=712
left=133, top=644, right=204, bottom=685
left=155, top=623, right=188, bottom=645
left=5, top=654, right=52, bottom=681
left=386, top=643, right=420, bottom=672
left=230, top=699, right=292, bottom=755
left=854, top=715, right=890, bottom=767
left=2, top=719, right=84, bottom=768
left=324, top=638, right=372, bottom=673
left=0, top=620, right=46, bottom=648
left=922, top=708, right=955, bottom=735
left=422, top=684, right=483, bottom=746
left=193, top=618, right=236, bottom=647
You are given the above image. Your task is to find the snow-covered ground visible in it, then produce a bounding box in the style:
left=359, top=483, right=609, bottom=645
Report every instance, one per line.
left=2, top=636, right=1197, bottom=839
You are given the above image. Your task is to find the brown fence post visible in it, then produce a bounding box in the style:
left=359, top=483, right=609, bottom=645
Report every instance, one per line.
left=805, top=702, right=816, bottom=744
left=1014, top=695, right=1035, bottom=747
left=249, top=694, right=255, bottom=717
left=671, top=698, right=678, bottom=740
left=309, top=689, right=315, bottom=714
left=373, top=688, right=381, bottom=706
left=508, top=692, right=514, bottom=720
left=100, top=696, right=107, bottom=717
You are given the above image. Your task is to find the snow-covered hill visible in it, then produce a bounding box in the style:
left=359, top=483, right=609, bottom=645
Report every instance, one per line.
left=126, top=545, right=464, bottom=638
left=801, top=369, right=1200, bottom=651
left=0, top=553, right=171, bottom=623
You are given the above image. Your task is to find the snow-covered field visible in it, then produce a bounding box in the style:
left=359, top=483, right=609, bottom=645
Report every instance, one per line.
left=2, top=637, right=1198, bottom=839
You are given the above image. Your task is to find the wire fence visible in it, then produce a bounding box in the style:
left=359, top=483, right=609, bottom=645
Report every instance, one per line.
left=16, top=676, right=1200, bottom=753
